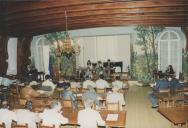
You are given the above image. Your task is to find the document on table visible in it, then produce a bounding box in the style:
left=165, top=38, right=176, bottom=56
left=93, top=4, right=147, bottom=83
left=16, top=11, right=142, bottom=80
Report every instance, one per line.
left=106, top=114, right=118, bottom=121
left=76, top=93, right=82, bottom=97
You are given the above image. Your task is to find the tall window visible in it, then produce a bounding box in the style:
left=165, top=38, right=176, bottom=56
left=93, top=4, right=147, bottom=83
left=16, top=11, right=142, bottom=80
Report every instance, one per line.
left=158, top=30, right=182, bottom=76
left=33, top=37, right=50, bottom=74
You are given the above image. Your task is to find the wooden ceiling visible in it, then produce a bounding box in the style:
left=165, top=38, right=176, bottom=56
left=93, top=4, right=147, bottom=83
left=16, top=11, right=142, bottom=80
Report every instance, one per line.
left=1, top=0, right=188, bottom=37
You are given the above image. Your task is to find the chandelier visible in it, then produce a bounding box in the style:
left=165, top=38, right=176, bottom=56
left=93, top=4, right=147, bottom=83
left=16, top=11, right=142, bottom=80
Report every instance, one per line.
left=54, top=11, right=80, bottom=58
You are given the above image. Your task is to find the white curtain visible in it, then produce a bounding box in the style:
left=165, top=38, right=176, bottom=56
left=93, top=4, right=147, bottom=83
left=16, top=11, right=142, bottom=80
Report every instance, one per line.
left=42, top=45, right=50, bottom=75
left=7, top=38, right=17, bottom=75
left=34, top=38, right=50, bottom=75
left=75, top=35, right=130, bottom=72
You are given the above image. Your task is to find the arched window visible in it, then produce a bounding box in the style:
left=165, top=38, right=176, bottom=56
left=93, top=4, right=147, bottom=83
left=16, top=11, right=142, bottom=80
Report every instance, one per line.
left=33, top=37, right=50, bottom=74
left=158, top=29, right=183, bottom=76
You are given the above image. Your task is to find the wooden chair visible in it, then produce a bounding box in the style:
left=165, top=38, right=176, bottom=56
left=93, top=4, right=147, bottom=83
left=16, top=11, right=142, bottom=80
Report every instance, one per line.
left=31, top=98, right=48, bottom=112
left=159, top=89, right=170, bottom=94
left=106, top=102, right=120, bottom=111
left=11, top=122, right=28, bottom=128
left=80, top=88, right=88, bottom=93
left=61, top=99, right=72, bottom=109
left=38, top=122, right=55, bottom=128
left=37, top=72, right=45, bottom=81
left=70, top=87, right=78, bottom=93
left=0, top=122, right=5, bottom=128
left=96, top=88, right=105, bottom=93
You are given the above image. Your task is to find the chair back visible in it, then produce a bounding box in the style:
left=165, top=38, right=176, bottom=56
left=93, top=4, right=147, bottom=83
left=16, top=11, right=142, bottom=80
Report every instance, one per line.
left=159, top=88, right=170, bottom=93
left=37, top=72, right=45, bottom=81
left=11, top=122, right=28, bottom=128
left=106, top=102, right=119, bottom=111
left=61, top=100, right=72, bottom=109
left=0, top=122, right=5, bottom=128
left=38, top=122, right=55, bottom=128
left=31, top=98, right=47, bottom=112
left=70, top=87, right=78, bottom=93
left=80, top=88, right=88, bottom=93
left=96, top=88, right=105, bottom=93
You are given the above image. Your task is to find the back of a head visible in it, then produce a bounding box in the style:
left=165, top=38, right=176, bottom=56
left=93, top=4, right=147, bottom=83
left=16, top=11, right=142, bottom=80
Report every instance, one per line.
left=45, top=74, right=51, bottom=80
left=24, top=100, right=32, bottom=110
left=112, top=86, right=119, bottom=92
left=50, top=100, right=60, bottom=110
left=99, top=74, right=104, bottom=79
left=2, top=101, right=9, bottom=109
left=116, top=76, right=120, bottom=80
left=87, top=85, right=95, bottom=92
left=85, top=75, right=90, bottom=80
left=84, top=98, right=94, bottom=108
left=64, top=82, right=71, bottom=90
left=158, top=72, right=164, bottom=79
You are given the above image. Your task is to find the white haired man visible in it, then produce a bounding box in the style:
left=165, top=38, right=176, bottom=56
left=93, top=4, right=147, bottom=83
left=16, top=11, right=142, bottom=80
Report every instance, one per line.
left=78, top=98, right=105, bottom=128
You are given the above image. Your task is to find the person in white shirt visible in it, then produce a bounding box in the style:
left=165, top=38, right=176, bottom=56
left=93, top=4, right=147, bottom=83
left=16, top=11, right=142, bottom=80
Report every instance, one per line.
left=42, top=75, right=56, bottom=96
left=95, top=75, right=109, bottom=89
left=112, top=76, right=124, bottom=89
left=106, top=86, right=125, bottom=111
left=0, top=76, right=16, bottom=86
left=83, top=76, right=96, bottom=88
left=78, top=98, right=105, bottom=128
left=39, top=101, right=68, bottom=128
left=15, top=103, right=39, bottom=128
left=0, top=101, right=17, bottom=128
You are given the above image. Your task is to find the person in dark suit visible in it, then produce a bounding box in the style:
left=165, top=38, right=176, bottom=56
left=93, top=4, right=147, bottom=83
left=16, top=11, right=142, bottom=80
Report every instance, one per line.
left=60, top=82, right=78, bottom=109
left=168, top=76, right=182, bottom=95
left=149, top=73, right=169, bottom=108
left=105, top=59, right=114, bottom=77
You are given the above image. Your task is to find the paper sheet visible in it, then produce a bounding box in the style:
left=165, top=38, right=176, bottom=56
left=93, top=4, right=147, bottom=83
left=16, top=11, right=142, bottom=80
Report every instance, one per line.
left=106, top=114, right=118, bottom=121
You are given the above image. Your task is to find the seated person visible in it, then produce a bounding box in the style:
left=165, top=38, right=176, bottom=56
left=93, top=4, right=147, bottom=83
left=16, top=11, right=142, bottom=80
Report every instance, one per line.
left=39, top=101, right=68, bottom=128
left=42, top=75, right=56, bottom=96
left=0, top=101, right=17, bottom=128
left=20, top=82, right=41, bottom=100
left=60, top=82, right=78, bottom=109
left=106, top=86, right=125, bottom=111
left=14, top=102, right=39, bottom=128
left=83, top=76, right=96, bottom=88
left=96, top=61, right=104, bottom=76
left=168, top=75, right=182, bottom=94
left=82, top=85, right=100, bottom=107
left=149, top=73, right=169, bottom=108
left=0, top=76, right=16, bottom=86
left=95, top=74, right=109, bottom=89
left=112, top=76, right=124, bottom=89
left=165, top=65, right=175, bottom=77
left=78, top=98, right=105, bottom=128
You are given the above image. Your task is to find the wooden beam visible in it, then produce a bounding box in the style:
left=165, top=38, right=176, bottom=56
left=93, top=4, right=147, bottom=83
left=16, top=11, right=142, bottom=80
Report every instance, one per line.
left=5, top=0, right=188, bottom=14
left=6, top=19, right=187, bottom=36
left=5, top=6, right=188, bottom=25
left=5, top=3, right=188, bottom=21
left=6, top=15, right=187, bottom=31
left=5, top=12, right=188, bottom=28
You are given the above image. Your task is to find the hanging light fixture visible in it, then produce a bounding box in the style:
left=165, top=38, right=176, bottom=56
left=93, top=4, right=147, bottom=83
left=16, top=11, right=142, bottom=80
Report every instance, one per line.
left=54, top=11, right=80, bottom=58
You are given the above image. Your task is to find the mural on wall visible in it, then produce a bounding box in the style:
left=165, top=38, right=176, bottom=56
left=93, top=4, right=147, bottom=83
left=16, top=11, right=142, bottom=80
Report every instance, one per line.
left=45, top=32, right=76, bottom=79
left=131, top=26, right=164, bottom=81
left=183, top=49, right=188, bottom=80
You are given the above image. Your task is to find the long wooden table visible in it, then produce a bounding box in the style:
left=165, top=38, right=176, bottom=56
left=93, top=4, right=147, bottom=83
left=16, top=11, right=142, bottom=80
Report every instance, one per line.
left=62, top=108, right=126, bottom=128
left=158, top=106, right=188, bottom=126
